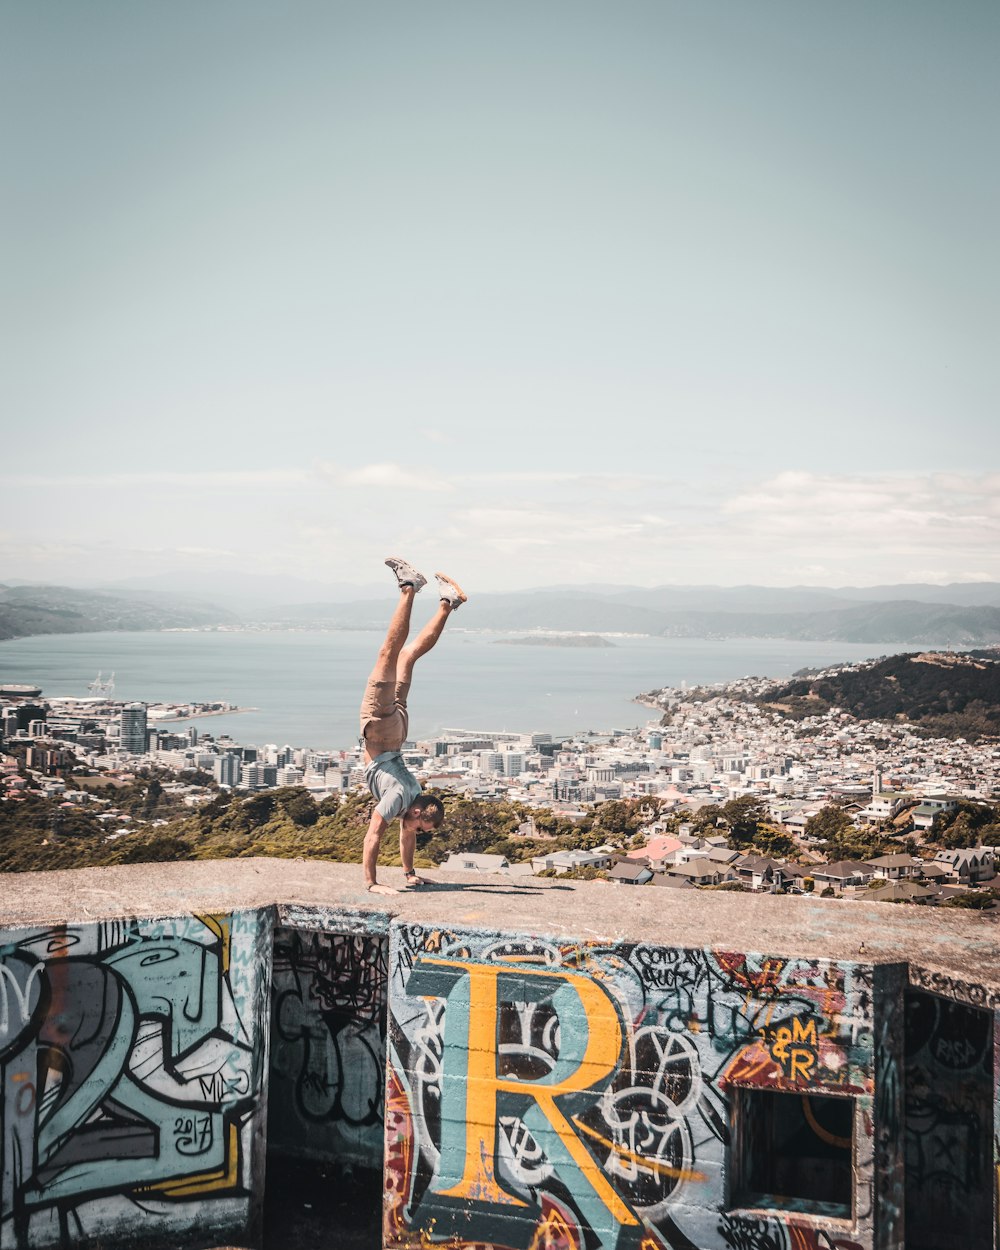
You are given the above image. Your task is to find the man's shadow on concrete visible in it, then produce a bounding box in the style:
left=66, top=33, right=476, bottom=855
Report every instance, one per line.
left=405, top=881, right=574, bottom=894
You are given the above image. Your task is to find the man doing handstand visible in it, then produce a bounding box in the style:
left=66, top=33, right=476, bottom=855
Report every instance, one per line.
left=360, top=557, right=467, bottom=895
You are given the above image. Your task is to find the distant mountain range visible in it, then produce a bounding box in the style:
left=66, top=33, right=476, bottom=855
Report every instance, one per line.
left=3, top=579, right=1000, bottom=645
left=265, top=586, right=1000, bottom=645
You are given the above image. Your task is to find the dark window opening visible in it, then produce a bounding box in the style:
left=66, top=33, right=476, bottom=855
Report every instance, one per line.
left=732, top=1087, right=854, bottom=1219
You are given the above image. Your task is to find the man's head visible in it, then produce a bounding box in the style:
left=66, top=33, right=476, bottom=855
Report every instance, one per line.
left=404, top=793, right=445, bottom=832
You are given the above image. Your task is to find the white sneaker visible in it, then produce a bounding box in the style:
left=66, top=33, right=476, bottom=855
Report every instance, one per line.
left=435, top=572, right=467, bottom=609
left=385, top=557, right=426, bottom=591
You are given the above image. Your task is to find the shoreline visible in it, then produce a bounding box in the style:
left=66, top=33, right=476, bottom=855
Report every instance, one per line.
left=151, top=706, right=258, bottom=722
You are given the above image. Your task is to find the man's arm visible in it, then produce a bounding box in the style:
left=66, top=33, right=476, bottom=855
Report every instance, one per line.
left=399, top=817, right=428, bottom=885
left=363, top=809, right=396, bottom=894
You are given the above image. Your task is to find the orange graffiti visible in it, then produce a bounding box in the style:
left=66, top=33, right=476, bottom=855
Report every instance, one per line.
left=716, top=951, right=786, bottom=993
left=770, top=1016, right=818, bottom=1082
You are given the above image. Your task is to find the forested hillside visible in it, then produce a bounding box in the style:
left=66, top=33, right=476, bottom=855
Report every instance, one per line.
left=0, top=584, right=238, bottom=639
left=758, top=651, right=1000, bottom=741
left=0, top=785, right=657, bottom=875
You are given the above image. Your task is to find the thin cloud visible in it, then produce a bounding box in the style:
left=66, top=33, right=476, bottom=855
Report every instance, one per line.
left=316, top=461, right=453, bottom=493
left=0, top=469, right=306, bottom=488
left=175, top=545, right=238, bottom=558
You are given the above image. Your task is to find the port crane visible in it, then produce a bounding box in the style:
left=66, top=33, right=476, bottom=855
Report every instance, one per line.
left=88, top=671, right=116, bottom=698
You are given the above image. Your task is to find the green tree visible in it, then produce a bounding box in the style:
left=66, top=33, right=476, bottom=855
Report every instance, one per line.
left=943, top=891, right=996, bottom=910
left=753, top=825, right=797, bottom=859
left=932, top=802, right=999, bottom=849
left=690, top=804, right=722, bottom=833
left=591, top=798, right=665, bottom=840
left=718, top=796, right=769, bottom=849
left=276, top=788, right=319, bottom=827
left=804, top=805, right=853, bottom=843
left=142, top=778, right=164, bottom=817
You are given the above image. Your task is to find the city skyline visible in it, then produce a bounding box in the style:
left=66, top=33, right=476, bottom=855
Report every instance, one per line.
left=2, top=1, right=997, bottom=593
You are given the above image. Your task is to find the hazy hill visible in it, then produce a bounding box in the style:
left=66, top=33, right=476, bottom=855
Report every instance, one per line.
left=758, top=651, right=1000, bottom=741
left=4, top=579, right=1000, bottom=645
left=264, top=593, right=1000, bottom=645
left=0, top=585, right=239, bottom=640
left=673, top=601, right=1000, bottom=646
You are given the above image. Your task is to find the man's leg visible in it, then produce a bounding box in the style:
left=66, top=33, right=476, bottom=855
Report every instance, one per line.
left=368, top=586, right=418, bottom=686
left=362, top=564, right=429, bottom=765
left=395, top=573, right=468, bottom=688
left=396, top=599, right=453, bottom=688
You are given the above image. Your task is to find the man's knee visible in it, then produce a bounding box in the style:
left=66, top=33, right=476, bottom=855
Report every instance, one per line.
left=375, top=641, right=399, bottom=668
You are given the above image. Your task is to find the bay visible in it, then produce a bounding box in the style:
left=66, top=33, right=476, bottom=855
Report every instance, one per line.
left=0, top=630, right=903, bottom=753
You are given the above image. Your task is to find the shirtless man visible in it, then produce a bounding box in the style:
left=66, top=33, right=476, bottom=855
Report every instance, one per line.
left=360, top=557, right=467, bottom=894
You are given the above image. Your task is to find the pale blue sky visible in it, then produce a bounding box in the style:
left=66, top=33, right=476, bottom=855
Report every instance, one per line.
left=2, top=1, right=997, bottom=592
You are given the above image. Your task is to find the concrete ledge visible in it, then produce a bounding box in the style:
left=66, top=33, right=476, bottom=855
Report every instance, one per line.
left=4, top=856, right=998, bottom=1001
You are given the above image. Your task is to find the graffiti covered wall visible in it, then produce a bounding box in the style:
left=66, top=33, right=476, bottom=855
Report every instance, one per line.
left=386, top=924, right=902, bottom=1250
left=269, top=926, right=388, bottom=1168
left=0, top=910, right=272, bottom=1250
left=904, top=989, right=993, bottom=1250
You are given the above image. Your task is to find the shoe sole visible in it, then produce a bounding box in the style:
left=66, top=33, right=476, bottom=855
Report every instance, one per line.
left=385, top=557, right=426, bottom=589
left=435, top=572, right=467, bottom=604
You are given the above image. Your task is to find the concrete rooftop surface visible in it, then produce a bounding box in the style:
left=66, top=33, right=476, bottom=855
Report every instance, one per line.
left=3, top=857, right=997, bottom=1001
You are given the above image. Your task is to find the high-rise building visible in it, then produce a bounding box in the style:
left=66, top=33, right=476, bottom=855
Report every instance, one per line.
left=15, top=704, right=46, bottom=733
left=214, top=754, right=242, bottom=787
left=120, top=704, right=148, bottom=755
left=241, top=763, right=278, bottom=789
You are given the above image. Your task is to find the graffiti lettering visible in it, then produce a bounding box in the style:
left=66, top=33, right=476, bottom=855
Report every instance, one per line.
left=406, top=955, right=641, bottom=1248
left=769, top=1017, right=818, bottom=1082
left=0, top=913, right=267, bottom=1247
left=388, top=929, right=880, bottom=1250
left=0, top=961, right=45, bottom=1043
left=174, top=1114, right=213, bottom=1155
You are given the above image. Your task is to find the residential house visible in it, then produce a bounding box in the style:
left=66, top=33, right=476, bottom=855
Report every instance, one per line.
left=666, top=857, right=726, bottom=887
left=625, top=835, right=683, bottom=873
left=607, top=861, right=653, bottom=886
left=441, top=852, right=511, bottom=873
left=866, top=854, right=921, bottom=881
left=650, top=872, right=696, bottom=890
left=858, top=792, right=914, bottom=824
left=915, top=861, right=950, bottom=886
left=932, top=847, right=996, bottom=887
left=732, top=854, right=796, bottom=892
left=868, top=880, right=938, bottom=905
left=911, top=797, right=959, bottom=832
left=531, top=847, right=615, bottom=875
left=810, top=860, right=875, bottom=892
